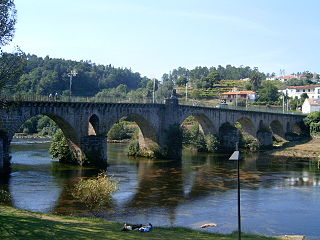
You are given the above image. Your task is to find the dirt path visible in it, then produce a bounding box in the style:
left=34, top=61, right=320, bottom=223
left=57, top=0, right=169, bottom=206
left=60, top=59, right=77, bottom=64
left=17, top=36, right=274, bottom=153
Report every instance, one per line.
left=266, top=138, right=320, bottom=159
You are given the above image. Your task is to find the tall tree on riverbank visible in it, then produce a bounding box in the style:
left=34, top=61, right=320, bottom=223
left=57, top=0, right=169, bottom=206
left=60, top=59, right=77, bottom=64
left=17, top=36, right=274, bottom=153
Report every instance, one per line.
left=0, top=0, right=26, bottom=92
left=0, top=0, right=16, bottom=47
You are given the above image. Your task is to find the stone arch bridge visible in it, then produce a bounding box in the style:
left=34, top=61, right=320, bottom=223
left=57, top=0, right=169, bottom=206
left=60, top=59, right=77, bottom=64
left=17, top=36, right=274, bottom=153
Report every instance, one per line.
left=0, top=100, right=306, bottom=171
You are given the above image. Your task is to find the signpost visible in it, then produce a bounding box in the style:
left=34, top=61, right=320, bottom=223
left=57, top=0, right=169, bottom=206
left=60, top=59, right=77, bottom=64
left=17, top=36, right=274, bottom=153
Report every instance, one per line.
left=229, top=142, right=241, bottom=240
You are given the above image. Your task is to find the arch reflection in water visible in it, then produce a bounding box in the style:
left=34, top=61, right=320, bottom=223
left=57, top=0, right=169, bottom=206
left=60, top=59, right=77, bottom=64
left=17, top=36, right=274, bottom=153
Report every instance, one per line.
left=3, top=140, right=320, bottom=238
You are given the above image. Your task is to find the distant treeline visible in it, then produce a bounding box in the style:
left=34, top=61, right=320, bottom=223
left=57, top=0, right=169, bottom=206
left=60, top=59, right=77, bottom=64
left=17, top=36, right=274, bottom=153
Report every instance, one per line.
left=1, top=54, right=267, bottom=98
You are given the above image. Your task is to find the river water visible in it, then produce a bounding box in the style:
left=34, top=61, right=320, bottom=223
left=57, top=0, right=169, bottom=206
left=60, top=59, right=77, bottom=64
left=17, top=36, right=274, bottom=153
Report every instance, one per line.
left=1, top=138, right=320, bottom=239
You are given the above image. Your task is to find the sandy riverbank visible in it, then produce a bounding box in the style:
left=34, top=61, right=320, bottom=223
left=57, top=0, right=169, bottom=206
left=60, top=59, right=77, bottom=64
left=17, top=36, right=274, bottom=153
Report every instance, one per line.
left=266, top=138, right=320, bottom=159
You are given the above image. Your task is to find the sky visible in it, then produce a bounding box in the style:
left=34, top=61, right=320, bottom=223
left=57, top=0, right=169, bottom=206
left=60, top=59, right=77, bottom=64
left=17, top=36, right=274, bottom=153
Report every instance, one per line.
left=4, top=0, right=320, bottom=79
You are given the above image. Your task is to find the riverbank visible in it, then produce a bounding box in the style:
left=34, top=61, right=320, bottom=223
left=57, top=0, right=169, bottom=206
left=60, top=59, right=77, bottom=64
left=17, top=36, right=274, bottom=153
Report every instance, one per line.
left=0, top=205, right=278, bottom=240
left=267, top=138, right=320, bottom=159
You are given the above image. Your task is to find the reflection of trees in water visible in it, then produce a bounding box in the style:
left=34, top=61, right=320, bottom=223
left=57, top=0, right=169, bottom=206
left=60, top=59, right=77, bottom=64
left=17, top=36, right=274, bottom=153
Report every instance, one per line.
left=185, top=154, right=264, bottom=199
left=125, top=160, right=184, bottom=209
left=121, top=160, right=183, bottom=226
left=4, top=148, right=320, bottom=220
left=51, top=163, right=117, bottom=215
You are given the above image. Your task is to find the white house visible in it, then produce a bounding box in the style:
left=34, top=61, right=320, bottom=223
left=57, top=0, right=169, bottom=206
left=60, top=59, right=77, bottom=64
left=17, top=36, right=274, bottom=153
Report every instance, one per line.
left=220, top=90, right=257, bottom=105
left=279, top=85, right=320, bottom=99
left=302, top=98, right=320, bottom=113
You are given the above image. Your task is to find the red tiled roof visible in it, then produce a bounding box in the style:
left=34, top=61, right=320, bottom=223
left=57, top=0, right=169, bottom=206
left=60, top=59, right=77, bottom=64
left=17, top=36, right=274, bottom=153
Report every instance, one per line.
left=307, top=98, right=320, bottom=106
left=221, top=91, right=256, bottom=95
left=278, top=75, right=296, bottom=79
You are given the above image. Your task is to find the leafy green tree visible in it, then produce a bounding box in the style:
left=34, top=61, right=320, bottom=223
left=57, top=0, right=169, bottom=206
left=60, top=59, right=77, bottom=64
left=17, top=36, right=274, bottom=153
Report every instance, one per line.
left=176, top=76, right=188, bottom=86
left=49, top=129, right=75, bottom=162
left=304, top=111, right=320, bottom=127
left=304, top=112, right=320, bottom=134
left=107, top=122, right=130, bottom=140
left=205, top=134, right=220, bottom=153
left=0, top=0, right=16, bottom=47
left=196, top=71, right=221, bottom=89
left=0, top=49, right=26, bottom=92
left=250, top=70, right=263, bottom=91
left=258, top=81, right=279, bottom=102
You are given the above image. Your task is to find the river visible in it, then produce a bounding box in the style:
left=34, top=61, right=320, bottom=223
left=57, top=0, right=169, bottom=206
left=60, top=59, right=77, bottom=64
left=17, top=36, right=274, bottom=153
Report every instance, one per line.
left=1, top=138, right=320, bottom=239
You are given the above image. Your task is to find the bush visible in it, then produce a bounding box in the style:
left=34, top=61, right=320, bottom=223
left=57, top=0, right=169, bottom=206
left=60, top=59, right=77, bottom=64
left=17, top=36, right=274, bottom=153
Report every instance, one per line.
left=0, top=190, right=11, bottom=204
left=183, top=124, right=217, bottom=152
left=205, top=134, right=220, bottom=153
left=72, top=173, right=118, bottom=210
left=107, top=122, right=131, bottom=140
left=49, top=129, right=75, bottom=162
left=128, top=140, right=140, bottom=156
left=245, top=137, right=260, bottom=151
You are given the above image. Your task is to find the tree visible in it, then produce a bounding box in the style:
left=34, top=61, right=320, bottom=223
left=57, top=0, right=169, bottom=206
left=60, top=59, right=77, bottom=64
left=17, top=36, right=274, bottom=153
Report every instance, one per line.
left=107, top=122, right=130, bottom=140
left=49, top=129, right=75, bottom=162
left=176, top=76, right=188, bottom=86
left=0, top=48, right=26, bottom=92
left=198, top=71, right=221, bottom=88
left=0, top=0, right=16, bottom=47
left=258, top=81, right=279, bottom=102
left=250, top=70, right=263, bottom=91
left=304, top=112, right=320, bottom=134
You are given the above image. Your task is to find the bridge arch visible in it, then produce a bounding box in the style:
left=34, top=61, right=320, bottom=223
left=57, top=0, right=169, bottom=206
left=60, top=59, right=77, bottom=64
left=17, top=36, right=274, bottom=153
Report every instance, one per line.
left=235, top=117, right=257, bottom=137
left=270, top=120, right=285, bottom=139
left=7, top=113, right=83, bottom=164
left=180, top=113, right=216, bottom=135
left=256, top=120, right=273, bottom=148
left=88, top=114, right=100, bottom=135
left=108, top=113, right=160, bottom=152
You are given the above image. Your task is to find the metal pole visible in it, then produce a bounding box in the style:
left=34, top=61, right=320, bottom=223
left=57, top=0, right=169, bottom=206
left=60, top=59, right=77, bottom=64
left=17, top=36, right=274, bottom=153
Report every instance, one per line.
left=229, top=142, right=241, bottom=240
left=185, top=82, right=188, bottom=102
left=152, top=78, right=155, bottom=104
left=237, top=147, right=241, bottom=240
left=69, top=74, right=72, bottom=101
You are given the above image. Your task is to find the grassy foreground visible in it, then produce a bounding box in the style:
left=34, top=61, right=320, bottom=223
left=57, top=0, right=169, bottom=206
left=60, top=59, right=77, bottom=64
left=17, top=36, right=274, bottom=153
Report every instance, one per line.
left=0, top=205, right=278, bottom=240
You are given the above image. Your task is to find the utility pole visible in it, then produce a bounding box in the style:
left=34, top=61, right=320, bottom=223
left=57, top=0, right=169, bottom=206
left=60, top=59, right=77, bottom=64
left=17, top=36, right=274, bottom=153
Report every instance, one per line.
left=68, top=70, right=77, bottom=101
left=152, top=78, right=156, bottom=104
left=185, top=82, right=188, bottom=102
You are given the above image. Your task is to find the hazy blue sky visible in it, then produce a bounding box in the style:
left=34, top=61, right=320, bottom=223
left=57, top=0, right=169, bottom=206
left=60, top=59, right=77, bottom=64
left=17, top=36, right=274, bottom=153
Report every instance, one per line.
left=4, top=0, right=320, bottom=79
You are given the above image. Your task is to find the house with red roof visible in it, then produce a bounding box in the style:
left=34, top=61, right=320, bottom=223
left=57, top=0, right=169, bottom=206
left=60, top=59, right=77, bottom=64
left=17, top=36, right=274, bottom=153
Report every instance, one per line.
left=220, top=90, right=257, bottom=105
left=277, top=75, right=296, bottom=82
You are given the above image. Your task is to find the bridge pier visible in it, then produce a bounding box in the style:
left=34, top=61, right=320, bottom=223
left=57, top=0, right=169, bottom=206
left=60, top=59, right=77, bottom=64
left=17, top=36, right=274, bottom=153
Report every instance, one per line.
left=219, top=123, right=240, bottom=152
left=257, top=129, right=273, bottom=149
left=0, top=136, right=11, bottom=177
left=80, top=135, right=108, bottom=167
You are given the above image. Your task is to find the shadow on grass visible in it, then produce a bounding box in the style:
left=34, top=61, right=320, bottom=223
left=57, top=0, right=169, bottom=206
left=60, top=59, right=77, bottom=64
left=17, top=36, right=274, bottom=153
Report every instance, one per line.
left=0, top=211, right=278, bottom=240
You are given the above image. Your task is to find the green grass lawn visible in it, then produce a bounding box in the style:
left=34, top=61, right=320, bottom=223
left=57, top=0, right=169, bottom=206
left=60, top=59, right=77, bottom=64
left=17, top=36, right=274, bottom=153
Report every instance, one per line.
left=0, top=205, right=278, bottom=240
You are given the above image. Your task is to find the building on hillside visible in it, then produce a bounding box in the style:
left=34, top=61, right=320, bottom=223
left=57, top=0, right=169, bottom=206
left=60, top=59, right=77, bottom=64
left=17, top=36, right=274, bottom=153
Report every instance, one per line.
left=302, top=98, right=320, bottom=113
left=220, top=90, right=257, bottom=105
left=279, top=85, right=320, bottom=99
left=277, top=75, right=296, bottom=82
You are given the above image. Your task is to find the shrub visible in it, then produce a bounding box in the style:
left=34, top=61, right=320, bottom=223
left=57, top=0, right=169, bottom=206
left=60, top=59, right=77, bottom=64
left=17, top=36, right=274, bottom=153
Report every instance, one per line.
left=72, top=173, right=118, bottom=210
left=0, top=190, right=11, bottom=204
left=107, top=122, right=131, bottom=140
left=49, top=129, right=75, bottom=162
left=128, top=140, right=140, bottom=156
left=205, top=134, right=220, bottom=153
